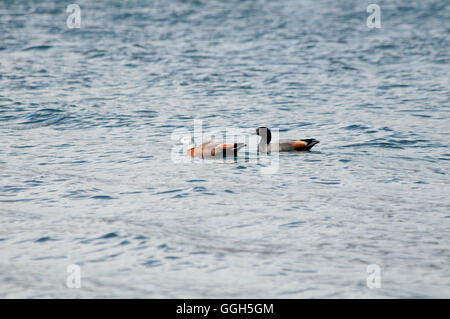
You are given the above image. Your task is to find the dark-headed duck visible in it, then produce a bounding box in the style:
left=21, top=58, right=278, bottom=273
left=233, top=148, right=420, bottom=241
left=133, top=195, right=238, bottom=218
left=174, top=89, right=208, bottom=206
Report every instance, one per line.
left=256, top=127, right=319, bottom=152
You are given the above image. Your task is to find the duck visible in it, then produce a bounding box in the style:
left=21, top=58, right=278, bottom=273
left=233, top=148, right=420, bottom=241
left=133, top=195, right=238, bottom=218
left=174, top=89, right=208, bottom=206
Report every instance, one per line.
left=179, top=136, right=246, bottom=157
left=256, top=127, right=319, bottom=152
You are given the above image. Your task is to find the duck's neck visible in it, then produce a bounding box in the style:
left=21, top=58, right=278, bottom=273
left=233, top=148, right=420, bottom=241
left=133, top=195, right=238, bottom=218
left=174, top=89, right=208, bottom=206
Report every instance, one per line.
left=258, top=130, right=271, bottom=151
left=258, top=140, right=269, bottom=152
left=259, top=128, right=271, bottom=142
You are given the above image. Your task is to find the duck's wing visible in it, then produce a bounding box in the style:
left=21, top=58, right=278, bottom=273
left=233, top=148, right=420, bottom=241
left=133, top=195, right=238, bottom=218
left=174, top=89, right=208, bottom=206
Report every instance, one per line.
left=212, top=143, right=246, bottom=157
left=186, top=141, right=216, bottom=157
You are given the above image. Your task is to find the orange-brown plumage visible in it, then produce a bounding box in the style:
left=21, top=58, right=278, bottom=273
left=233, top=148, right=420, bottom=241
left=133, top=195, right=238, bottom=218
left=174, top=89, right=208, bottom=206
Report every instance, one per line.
left=292, top=141, right=308, bottom=149
left=186, top=142, right=245, bottom=157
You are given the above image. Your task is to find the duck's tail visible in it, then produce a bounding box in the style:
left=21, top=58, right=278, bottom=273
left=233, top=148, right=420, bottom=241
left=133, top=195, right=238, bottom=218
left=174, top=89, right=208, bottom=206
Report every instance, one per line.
left=220, top=142, right=246, bottom=157
left=233, top=143, right=246, bottom=151
left=300, top=139, right=320, bottom=150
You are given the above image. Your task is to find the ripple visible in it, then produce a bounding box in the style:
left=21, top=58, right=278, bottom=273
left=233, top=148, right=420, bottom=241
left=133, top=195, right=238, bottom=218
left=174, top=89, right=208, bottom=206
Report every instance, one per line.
left=23, top=45, right=53, bottom=51
left=280, top=221, right=306, bottom=228
left=99, top=232, right=119, bottom=239
left=90, top=195, right=115, bottom=200
left=11, top=109, right=67, bottom=129
left=155, top=189, right=183, bottom=195
left=142, top=260, right=162, bottom=268
left=342, top=124, right=370, bottom=130
left=34, top=237, right=56, bottom=243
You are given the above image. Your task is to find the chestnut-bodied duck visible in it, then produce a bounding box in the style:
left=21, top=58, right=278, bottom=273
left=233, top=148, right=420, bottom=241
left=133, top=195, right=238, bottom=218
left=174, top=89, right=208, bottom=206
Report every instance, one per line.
left=180, top=136, right=245, bottom=157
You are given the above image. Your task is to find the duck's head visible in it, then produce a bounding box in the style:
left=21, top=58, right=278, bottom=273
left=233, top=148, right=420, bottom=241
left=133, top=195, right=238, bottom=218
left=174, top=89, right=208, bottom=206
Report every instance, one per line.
left=178, top=136, right=194, bottom=148
left=256, top=127, right=272, bottom=144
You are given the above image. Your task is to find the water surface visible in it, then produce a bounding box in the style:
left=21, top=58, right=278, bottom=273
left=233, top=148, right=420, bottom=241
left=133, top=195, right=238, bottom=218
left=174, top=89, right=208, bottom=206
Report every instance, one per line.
left=0, top=0, right=449, bottom=298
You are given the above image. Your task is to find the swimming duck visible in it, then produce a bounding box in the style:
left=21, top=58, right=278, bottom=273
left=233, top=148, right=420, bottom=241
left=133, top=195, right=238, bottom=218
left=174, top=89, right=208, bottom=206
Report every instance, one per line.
left=256, top=127, right=319, bottom=152
left=179, top=136, right=246, bottom=157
